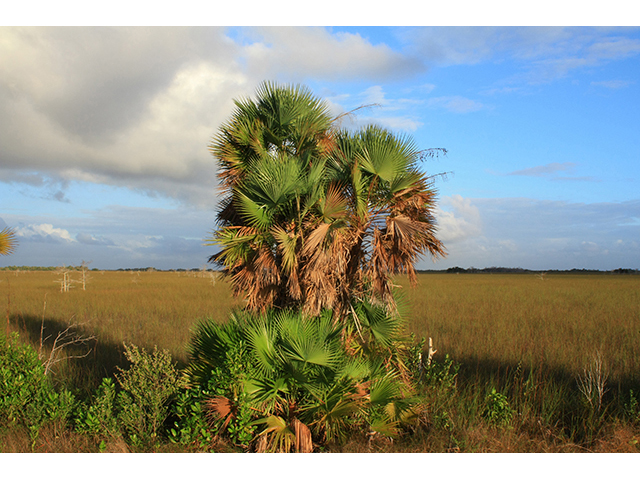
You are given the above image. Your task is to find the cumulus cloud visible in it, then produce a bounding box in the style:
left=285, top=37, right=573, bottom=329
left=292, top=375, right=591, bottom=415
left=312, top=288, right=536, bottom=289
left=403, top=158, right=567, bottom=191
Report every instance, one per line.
left=239, top=27, right=423, bottom=82
left=422, top=197, right=640, bottom=270
left=0, top=27, right=427, bottom=209
left=435, top=195, right=483, bottom=243
left=2, top=204, right=217, bottom=269
left=15, top=223, right=76, bottom=243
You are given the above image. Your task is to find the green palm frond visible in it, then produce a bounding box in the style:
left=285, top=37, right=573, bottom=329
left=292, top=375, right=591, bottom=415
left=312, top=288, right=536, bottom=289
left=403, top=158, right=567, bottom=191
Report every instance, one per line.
left=353, top=301, right=403, bottom=348
left=245, top=315, right=280, bottom=375
left=186, top=314, right=244, bottom=384
left=252, top=414, right=296, bottom=453
left=369, top=374, right=401, bottom=406
left=244, top=376, right=290, bottom=414
left=301, top=376, right=361, bottom=443
left=236, top=192, right=274, bottom=231
left=207, top=227, right=258, bottom=268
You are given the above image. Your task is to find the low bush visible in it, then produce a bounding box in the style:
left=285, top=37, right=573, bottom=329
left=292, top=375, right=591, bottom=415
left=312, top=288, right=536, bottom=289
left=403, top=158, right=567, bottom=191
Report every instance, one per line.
left=167, top=384, right=214, bottom=451
left=74, top=377, right=119, bottom=439
left=114, top=343, right=183, bottom=448
left=187, top=306, right=423, bottom=452
left=0, top=332, right=75, bottom=444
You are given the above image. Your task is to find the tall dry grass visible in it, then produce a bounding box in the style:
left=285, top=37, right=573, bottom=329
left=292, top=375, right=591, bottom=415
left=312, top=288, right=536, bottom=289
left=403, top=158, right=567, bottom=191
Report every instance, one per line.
left=399, top=273, right=640, bottom=387
left=2, top=269, right=241, bottom=390
left=2, top=269, right=639, bottom=452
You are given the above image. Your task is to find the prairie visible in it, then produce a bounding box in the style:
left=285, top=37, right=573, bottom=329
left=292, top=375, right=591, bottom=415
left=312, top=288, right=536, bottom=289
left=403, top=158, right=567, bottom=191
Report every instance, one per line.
left=2, top=268, right=640, bottom=452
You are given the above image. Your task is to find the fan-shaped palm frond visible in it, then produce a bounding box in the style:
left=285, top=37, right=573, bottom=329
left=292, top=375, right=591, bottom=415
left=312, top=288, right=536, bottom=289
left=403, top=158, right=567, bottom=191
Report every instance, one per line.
left=0, top=227, right=17, bottom=256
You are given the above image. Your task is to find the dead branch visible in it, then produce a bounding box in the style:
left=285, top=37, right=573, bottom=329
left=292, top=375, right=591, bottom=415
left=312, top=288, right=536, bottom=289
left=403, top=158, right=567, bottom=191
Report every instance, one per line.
left=39, top=317, right=97, bottom=376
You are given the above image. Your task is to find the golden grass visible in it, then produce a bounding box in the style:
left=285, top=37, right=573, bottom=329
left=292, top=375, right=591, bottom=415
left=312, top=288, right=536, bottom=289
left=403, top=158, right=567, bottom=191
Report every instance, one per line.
left=3, top=270, right=639, bottom=386
left=399, top=273, right=640, bottom=387
left=2, top=269, right=640, bottom=452
left=2, top=269, right=241, bottom=389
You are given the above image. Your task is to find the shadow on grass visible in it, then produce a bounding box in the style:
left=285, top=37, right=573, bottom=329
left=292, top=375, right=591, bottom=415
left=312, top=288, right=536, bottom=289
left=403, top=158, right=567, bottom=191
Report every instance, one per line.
left=451, top=353, right=640, bottom=397
left=8, top=313, right=130, bottom=397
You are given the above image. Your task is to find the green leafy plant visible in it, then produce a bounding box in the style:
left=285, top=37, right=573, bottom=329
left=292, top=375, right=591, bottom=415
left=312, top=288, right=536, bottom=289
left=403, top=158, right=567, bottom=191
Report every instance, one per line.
left=624, top=389, right=640, bottom=424
left=74, top=377, right=119, bottom=439
left=0, top=332, right=75, bottom=443
left=114, top=343, right=182, bottom=447
left=483, top=388, right=514, bottom=426
left=168, top=385, right=214, bottom=451
left=420, top=354, right=460, bottom=390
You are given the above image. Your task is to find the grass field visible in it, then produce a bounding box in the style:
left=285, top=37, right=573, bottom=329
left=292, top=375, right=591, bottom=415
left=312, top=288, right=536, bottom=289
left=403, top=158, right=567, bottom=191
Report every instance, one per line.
left=2, top=268, right=640, bottom=452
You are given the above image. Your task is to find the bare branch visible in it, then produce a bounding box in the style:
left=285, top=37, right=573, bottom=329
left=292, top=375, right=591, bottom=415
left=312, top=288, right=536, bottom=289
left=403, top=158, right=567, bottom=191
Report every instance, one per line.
left=39, top=318, right=97, bottom=376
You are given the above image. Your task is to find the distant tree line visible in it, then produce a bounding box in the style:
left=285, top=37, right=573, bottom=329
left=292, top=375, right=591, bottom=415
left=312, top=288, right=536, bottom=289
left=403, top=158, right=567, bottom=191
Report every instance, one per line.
left=417, top=267, right=640, bottom=275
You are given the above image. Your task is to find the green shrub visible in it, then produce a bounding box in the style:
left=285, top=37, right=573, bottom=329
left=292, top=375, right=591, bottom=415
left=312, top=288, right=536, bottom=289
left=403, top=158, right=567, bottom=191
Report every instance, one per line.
left=421, top=354, right=460, bottom=390
left=623, top=389, right=640, bottom=424
left=168, top=384, right=214, bottom=450
left=74, top=377, right=119, bottom=439
left=483, top=388, right=514, bottom=426
left=0, top=332, right=75, bottom=441
left=114, top=343, right=182, bottom=447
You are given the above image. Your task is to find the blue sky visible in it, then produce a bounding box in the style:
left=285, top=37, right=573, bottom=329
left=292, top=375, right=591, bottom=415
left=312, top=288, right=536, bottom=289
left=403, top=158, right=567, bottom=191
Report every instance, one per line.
left=1, top=22, right=639, bottom=270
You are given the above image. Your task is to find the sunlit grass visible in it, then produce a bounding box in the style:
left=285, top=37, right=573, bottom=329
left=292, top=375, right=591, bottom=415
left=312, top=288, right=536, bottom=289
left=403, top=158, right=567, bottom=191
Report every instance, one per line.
left=2, top=269, right=639, bottom=451
left=400, top=273, right=640, bottom=387
left=2, top=269, right=241, bottom=390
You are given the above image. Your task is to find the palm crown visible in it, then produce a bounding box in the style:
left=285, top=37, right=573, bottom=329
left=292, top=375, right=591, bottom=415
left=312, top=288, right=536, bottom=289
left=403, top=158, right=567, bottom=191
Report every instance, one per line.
left=208, top=82, right=445, bottom=318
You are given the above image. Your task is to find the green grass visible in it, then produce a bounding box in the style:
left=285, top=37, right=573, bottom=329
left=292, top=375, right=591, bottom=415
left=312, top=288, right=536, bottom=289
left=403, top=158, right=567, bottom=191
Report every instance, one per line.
left=2, top=269, right=640, bottom=452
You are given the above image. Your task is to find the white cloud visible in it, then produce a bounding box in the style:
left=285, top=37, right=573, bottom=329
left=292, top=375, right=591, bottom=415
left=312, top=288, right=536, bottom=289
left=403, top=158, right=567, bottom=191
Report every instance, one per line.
left=436, top=195, right=483, bottom=243
left=505, top=162, right=598, bottom=182
left=403, top=27, right=640, bottom=85
left=508, top=162, right=577, bottom=177
left=16, top=223, right=75, bottom=243
left=0, top=27, right=427, bottom=209
left=76, top=233, right=114, bottom=246
left=240, top=27, right=423, bottom=82
left=361, top=85, right=387, bottom=106
left=423, top=198, right=640, bottom=270
left=330, top=85, right=425, bottom=133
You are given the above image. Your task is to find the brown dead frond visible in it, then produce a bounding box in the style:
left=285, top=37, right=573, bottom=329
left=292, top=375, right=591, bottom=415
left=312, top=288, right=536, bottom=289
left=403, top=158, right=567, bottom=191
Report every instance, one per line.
left=204, top=396, right=236, bottom=431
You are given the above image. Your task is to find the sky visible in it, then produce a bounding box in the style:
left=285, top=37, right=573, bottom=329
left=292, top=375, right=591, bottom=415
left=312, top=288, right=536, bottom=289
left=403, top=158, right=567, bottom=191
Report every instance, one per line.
left=1, top=16, right=639, bottom=271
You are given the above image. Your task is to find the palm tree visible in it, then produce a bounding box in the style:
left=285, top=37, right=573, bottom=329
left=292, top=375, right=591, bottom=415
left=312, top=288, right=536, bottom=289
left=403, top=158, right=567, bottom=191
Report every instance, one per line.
left=207, top=82, right=445, bottom=318
left=0, top=227, right=17, bottom=256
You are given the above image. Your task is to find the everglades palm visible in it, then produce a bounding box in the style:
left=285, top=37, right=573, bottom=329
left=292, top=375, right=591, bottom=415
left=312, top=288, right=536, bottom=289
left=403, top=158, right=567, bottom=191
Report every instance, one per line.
left=187, top=308, right=418, bottom=451
left=302, top=125, right=446, bottom=316
left=208, top=82, right=445, bottom=317
left=209, top=82, right=335, bottom=312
